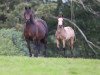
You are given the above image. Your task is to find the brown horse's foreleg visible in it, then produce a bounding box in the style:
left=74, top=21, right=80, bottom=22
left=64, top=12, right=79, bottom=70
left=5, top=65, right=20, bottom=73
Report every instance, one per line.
left=26, top=39, right=32, bottom=57
left=34, top=40, right=40, bottom=57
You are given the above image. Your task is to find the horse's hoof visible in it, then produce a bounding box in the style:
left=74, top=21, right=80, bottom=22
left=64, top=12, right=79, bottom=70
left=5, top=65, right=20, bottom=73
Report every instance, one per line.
left=63, top=48, right=65, bottom=51
left=34, top=54, right=38, bottom=57
left=29, top=54, right=32, bottom=57
left=29, top=55, right=32, bottom=57
left=44, top=55, right=47, bottom=57
left=57, top=47, right=60, bottom=51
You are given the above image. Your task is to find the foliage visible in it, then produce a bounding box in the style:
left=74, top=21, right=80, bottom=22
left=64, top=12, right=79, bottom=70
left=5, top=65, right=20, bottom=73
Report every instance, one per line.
left=0, top=28, right=28, bottom=56
left=6, top=2, right=31, bottom=27
left=36, top=3, right=57, bottom=17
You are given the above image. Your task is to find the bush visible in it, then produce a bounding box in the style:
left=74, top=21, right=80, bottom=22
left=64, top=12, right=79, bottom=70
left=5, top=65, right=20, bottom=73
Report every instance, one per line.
left=0, top=28, right=28, bottom=56
left=36, top=3, right=57, bottom=17
left=6, top=2, right=31, bottom=27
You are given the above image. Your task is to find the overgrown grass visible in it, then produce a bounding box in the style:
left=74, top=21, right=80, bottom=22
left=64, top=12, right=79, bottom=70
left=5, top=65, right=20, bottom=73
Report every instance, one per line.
left=0, top=56, right=100, bottom=75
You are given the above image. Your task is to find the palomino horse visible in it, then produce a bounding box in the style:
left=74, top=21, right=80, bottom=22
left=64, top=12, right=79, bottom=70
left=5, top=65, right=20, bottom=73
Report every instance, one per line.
left=55, top=20, right=75, bottom=56
left=24, top=7, right=48, bottom=57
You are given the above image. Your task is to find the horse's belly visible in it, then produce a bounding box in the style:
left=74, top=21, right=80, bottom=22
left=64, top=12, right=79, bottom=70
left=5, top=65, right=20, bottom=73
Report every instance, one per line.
left=55, top=31, right=66, bottom=40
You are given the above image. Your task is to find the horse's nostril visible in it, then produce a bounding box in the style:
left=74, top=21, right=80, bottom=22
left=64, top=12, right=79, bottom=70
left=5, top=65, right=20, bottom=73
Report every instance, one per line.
left=59, top=25, right=62, bottom=28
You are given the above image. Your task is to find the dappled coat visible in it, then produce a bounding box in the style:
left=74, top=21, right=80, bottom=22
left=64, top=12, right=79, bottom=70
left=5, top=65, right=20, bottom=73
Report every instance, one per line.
left=55, top=26, right=75, bottom=41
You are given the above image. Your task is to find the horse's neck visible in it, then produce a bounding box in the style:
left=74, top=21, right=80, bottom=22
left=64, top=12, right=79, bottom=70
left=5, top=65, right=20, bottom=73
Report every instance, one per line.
left=30, top=17, right=35, bottom=24
left=57, top=27, right=65, bottom=33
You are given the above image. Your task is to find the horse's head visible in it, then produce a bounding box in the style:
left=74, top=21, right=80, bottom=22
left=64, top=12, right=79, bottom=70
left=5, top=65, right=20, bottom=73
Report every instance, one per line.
left=57, top=17, right=64, bottom=29
left=24, top=7, right=33, bottom=22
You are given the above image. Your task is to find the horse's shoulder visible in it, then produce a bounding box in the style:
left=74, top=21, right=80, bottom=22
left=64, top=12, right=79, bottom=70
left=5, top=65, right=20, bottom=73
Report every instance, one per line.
left=64, top=26, right=74, bottom=31
left=35, top=18, right=48, bottom=29
left=64, top=26, right=71, bottom=29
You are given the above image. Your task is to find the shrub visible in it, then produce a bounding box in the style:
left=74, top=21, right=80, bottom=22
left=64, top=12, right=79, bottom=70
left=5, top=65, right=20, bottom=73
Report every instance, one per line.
left=36, top=3, right=57, bottom=17
left=6, top=2, right=31, bottom=27
left=0, top=28, right=28, bottom=56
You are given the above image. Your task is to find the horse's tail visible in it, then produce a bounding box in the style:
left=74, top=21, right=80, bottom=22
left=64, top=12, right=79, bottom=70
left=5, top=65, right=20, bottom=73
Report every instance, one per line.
left=74, top=34, right=76, bottom=42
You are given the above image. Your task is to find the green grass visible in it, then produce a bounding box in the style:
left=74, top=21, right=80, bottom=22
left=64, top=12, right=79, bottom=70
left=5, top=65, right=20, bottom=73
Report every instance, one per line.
left=0, top=56, right=100, bottom=75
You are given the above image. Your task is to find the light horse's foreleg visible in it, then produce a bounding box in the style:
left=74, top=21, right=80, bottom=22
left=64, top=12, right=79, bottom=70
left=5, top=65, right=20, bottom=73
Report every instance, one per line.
left=26, top=39, right=32, bottom=57
left=62, top=39, right=66, bottom=56
left=56, top=39, right=60, bottom=50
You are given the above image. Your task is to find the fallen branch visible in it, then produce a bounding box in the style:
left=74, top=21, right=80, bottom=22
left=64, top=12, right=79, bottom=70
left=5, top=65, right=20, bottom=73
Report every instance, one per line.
left=49, top=14, right=100, bottom=54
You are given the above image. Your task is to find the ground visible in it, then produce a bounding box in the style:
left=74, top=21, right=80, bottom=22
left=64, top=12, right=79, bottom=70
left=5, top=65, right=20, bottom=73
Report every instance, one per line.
left=0, top=56, right=100, bottom=75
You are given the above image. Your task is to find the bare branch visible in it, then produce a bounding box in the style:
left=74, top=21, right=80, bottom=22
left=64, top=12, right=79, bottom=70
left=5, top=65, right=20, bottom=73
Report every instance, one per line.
left=72, top=0, right=99, bottom=16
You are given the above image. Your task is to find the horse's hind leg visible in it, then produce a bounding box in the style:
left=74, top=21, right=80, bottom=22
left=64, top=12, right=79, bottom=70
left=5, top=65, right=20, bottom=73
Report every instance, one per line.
left=70, top=37, right=74, bottom=57
left=44, top=39, right=47, bottom=57
left=26, top=39, right=32, bottom=57
left=41, top=38, right=47, bottom=57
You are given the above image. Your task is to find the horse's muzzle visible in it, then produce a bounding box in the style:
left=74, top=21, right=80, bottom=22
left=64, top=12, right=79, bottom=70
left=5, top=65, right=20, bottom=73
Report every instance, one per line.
left=59, top=25, right=63, bottom=28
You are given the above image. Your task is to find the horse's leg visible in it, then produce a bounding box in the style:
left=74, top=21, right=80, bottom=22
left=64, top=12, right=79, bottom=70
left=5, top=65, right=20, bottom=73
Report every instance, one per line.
left=70, top=37, right=74, bottom=57
left=62, top=39, right=66, bottom=56
left=26, top=39, right=32, bottom=57
left=37, top=41, right=41, bottom=54
left=34, top=40, right=39, bottom=57
left=56, top=39, right=60, bottom=50
left=43, top=39, right=47, bottom=57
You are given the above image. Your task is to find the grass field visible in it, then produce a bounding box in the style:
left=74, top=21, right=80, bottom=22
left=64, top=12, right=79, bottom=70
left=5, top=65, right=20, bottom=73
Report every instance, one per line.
left=0, top=56, right=100, bottom=75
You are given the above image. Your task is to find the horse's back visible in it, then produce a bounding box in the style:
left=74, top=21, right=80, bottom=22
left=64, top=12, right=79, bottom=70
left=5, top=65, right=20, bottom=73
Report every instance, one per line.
left=64, top=26, right=75, bottom=39
left=35, top=19, right=48, bottom=37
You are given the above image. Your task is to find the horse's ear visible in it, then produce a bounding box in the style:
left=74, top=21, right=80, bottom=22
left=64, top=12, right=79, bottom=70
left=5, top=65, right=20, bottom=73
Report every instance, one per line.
left=25, top=7, right=28, bottom=10
left=29, top=7, right=31, bottom=9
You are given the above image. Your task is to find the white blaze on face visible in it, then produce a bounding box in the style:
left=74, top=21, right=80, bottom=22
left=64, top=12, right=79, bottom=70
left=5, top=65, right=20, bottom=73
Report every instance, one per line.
left=58, top=18, right=63, bottom=26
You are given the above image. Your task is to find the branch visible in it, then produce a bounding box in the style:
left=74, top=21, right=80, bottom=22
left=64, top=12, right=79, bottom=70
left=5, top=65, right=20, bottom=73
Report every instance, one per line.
left=73, top=0, right=99, bottom=16
left=49, top=14, right=100, bottom=54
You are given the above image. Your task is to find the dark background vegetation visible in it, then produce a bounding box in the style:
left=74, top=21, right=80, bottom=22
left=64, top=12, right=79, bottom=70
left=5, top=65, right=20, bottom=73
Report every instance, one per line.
left=0, top=0, right=100, bottom=58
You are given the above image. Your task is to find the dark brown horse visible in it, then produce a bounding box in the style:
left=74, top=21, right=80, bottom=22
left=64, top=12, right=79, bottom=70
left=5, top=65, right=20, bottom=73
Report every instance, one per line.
left=24, top=7, right=48, bottom=57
